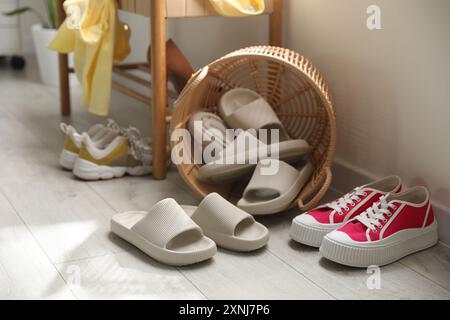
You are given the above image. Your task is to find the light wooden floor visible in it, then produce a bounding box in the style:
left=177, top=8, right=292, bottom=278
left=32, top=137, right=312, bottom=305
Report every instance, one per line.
left=0, top=57, right=449, bottom=300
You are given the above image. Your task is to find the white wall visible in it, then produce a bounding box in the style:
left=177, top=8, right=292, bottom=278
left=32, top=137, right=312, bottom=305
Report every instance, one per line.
left=284, top=0, right=450, bottom=242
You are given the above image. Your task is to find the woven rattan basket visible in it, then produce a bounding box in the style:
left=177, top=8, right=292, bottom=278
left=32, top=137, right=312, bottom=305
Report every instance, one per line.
left=171, top=46, right=336, bottom=210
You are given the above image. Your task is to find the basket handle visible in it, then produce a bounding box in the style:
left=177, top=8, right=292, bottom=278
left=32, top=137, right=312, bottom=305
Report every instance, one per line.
left=298, top=167, right=333, bottom=211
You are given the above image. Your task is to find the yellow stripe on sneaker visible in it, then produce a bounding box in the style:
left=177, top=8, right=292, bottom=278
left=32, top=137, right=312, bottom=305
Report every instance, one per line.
left=64, top=134, right=80, bottom=154
left=79, top=140, right=129, bottom=166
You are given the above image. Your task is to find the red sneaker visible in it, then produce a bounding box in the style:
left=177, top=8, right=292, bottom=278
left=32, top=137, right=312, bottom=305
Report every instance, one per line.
left=290, top=176, right=402, bottom=247
left=320, top=187, right=438, bottom=267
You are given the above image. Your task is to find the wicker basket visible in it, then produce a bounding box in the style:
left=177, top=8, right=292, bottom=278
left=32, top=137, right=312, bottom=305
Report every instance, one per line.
left=170, top=46, right=336, bottom=211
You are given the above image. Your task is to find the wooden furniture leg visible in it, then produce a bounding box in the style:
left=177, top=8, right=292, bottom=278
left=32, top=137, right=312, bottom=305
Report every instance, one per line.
left=150, top=0, right=168, bottom=180
left=269, top=0, right=284, bottom=47
left=56, top=0, right=71, bottom=116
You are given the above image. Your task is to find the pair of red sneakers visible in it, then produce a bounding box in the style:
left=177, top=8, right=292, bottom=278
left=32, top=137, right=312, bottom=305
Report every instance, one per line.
left=290, top=176, right=439, bottom=267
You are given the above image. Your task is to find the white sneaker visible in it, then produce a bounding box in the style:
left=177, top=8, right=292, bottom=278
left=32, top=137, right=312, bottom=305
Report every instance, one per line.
left=59, top=122, right=118, bottom=170
left=73, top=127, right=154, bottom=181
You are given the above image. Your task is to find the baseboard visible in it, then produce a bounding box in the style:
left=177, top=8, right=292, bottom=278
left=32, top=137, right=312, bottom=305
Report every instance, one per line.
left=331, top=157, right=450, bottom=246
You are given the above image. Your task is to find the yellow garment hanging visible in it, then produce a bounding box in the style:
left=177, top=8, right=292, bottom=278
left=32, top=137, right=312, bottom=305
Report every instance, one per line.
left=209, top=0, right=266, bottom=17
left=48, top=0, right=130, bottom=116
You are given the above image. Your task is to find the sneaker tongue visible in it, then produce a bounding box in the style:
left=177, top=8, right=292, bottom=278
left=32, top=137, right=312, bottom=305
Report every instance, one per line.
left=343, top=219, right=369, bottom=233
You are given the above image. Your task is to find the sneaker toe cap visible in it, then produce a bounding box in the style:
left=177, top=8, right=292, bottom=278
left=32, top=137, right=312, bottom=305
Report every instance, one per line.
left=293, top=213, right=322, bottom=227
left=325, top=230, right=355, bottom=245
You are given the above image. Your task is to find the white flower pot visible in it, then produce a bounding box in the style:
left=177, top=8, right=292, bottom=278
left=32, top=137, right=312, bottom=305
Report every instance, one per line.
left=31, top=24, right=75, bottom=87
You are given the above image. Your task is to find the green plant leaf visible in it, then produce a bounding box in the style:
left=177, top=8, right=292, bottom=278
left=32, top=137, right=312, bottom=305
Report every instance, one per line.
left=48, top=0, right=57, bottom=29
left=3, top=6, right=32, bottom=16
left=3, top=2, right=54, bottom=29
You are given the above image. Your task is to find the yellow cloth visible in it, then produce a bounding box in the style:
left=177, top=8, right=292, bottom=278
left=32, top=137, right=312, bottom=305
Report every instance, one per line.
left=48, top=0, right=130, bottom=116
left=209, top=0, right=265, bottom=17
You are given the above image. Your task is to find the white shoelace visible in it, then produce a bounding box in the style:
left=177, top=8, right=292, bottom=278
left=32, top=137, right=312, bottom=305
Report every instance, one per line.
left=356, top=196, right=398, bottom=232
left=328, top=187, right=368, bottom=215
left=123, top=127, right=152, bottom=163
left=105, top=119, right=122, bottom=132
left=106, top=120, right=151, bottom=163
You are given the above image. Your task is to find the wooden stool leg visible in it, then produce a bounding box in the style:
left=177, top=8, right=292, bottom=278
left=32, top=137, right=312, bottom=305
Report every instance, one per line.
left=150, top=0, right=168, bottom=180
left=56, top=0, right=71, bottom=116
left=269, top=0, right=284, bottom=47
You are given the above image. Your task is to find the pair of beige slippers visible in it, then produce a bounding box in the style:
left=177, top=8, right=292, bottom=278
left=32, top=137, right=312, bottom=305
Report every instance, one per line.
left=111, top=193, right=270, bottom=266
left=189, top=88, right=313, bottom=215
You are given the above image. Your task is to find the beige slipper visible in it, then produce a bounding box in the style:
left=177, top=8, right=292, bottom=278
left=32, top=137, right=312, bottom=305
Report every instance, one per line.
left=198, top=131, right=310, bottom=183
left=238, top=160, right=314, bottom=215
left=219, top=88, right=290, bottom=141
left=111, top=199, right=217, bottom=266
left=182, top=193, right=270, bottom=252
left=188, top=112, right=232, bottom=163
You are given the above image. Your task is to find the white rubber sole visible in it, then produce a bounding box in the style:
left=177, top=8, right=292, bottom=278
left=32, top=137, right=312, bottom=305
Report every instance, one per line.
left=320, top=222, right=439, bottom=267
left=73, top=159, right=152, bottom=181
left=59, top=149, right=79, bottom=171
left=290, top=219, right=342, bottom=248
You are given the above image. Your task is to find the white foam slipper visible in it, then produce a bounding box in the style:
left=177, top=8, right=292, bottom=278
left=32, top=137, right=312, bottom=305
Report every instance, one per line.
left=238, top=160, right=314, bottom=215
left=182, top=193, right=270, bottom=252
left=111, top=199, right=217, bottom=266
left=198, top=131, right=311, bottom=183
left=219, top=88, right=291, bottom=140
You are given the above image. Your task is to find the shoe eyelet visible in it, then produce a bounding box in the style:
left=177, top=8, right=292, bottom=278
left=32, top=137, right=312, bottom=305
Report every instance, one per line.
left=344, top=207, right=349, bottom=211
left=362, top=192, right=367, bottom=196
left=350, top=202, right=356, bottom=207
